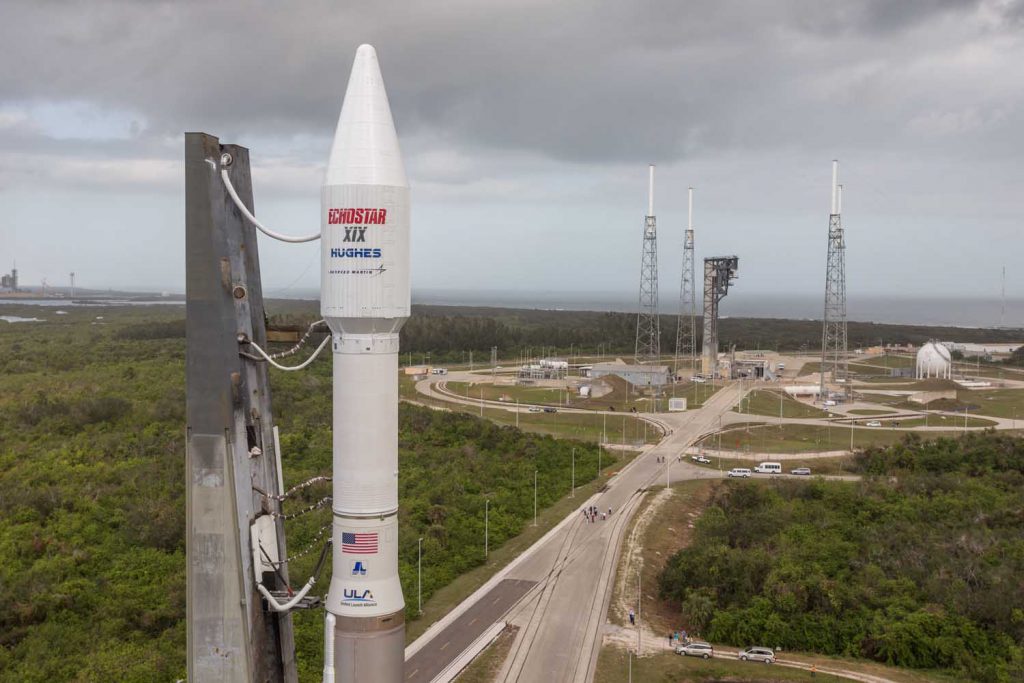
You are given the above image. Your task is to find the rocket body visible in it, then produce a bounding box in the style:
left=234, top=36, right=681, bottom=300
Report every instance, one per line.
left=321, top=44, right=407, bottom=683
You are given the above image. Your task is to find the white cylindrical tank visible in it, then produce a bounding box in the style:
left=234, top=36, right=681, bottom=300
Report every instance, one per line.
left=916, top=341, right=952, bottom=379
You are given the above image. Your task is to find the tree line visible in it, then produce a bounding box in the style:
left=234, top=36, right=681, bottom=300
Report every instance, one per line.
left=658, top=432, right=1024, bottom=682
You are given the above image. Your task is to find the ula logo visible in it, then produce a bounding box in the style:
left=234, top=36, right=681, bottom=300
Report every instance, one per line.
left=352, top=561, right=367, bottom=576
left=343, top=588, right=375, bottom=602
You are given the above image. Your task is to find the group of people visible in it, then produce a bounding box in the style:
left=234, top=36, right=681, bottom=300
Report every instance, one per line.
left=582, top=504, right=612, bottom=523
left=668, top=629, right=690, bottom=646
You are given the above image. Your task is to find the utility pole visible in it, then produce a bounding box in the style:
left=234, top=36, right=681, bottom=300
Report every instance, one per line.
left=185, top=133, right=297, bottom=683
left=484, top=499, right=490, bottom=558
left=533, top=470, right=538, bottom=527
left=571, top=447, right=576, bottom=497
left=417, top=538, right=423, bottom=615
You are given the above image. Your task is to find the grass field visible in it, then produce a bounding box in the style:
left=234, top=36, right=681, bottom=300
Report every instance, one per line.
left=957, top=388, right=1024, bottom=420
left=871, top=414, right=997, bottom=429
left=402, top=376, right=661, bottom=444
left=734, top=389, right=828, bottom=419
left=453, top=625, right=518, bottom=682
left=594, top=642, right=958, bottom=682
left=693, top=454, right=854, bottom=476
left=699, top=423, right=968, bottom=454
left=596, top=647, right=850, bottom=682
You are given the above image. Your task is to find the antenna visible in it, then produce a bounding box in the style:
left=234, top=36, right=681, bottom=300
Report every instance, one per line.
left=1001, top=265, right=1006, bottom=328
left=70, top=272, right=76, bottom=299
left=647, top=164, right=655, bottom=217
left=831, top=159, right=838, bottom=215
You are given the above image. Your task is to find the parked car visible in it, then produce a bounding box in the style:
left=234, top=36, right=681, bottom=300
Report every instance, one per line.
left=528, top=407, right=543, bottom=413
left=738, top=646, right=776, bottom=664
left=866, top=420, right=882, bottom=427
left=790, top=467, right=812, bottom=475
left=691, top=376, right=707, bottom=384
left=543, top=407, right=558, bottom=413
left=691, top=454, right=711, bottom=464
left=727, top=468, right=752, bottom=478
left=675, top=641, right=714, bottom=659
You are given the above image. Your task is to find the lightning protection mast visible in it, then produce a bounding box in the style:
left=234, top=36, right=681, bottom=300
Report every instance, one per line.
left=820, top=160, right=849, bottom=401
left=635, top=165, right=660, bottom=363
left=674, top=187, right=696, bottom=378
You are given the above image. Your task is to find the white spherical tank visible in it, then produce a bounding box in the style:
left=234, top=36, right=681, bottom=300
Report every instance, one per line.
left=916, top=342, right=952, bottom=379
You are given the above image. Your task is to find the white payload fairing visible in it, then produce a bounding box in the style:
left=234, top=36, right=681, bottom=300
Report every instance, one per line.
left=321, top=44, right=408, bottom=682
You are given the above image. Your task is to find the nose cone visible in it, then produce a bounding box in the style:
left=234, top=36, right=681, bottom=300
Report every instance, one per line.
left=326, top=44, right=407, bottom=187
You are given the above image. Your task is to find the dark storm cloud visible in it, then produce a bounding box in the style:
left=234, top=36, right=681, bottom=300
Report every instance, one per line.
left=2, top=0, right=1021, bottom=173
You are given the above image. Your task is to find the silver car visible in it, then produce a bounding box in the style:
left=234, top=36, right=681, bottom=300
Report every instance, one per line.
left=675, top=641, right=714, bottom=659
left=738, top=646, right=775, bottom=663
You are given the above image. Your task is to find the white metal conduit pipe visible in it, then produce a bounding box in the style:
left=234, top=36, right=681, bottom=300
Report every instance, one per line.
left=248, top=335, right=331, bottom=371
left=220, top=169, right=321, bottom=243
left=257, top=578, right=318, bottom=612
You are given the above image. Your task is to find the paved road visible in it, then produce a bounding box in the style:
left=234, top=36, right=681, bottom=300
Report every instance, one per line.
left=404, top=382, right=743, bottom=682
left=404, top=579, right=536, bottom=683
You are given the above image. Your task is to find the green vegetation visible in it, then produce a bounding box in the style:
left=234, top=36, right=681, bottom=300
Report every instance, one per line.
left=659, top=433, right=1024, bottom=681
left=268, top=299, right=1023, bottom=362
left=692, top=455, right=854, bottom=476
left=0, top=305, right=620, bottom=682
left=734, top=390, right=827, bottom=419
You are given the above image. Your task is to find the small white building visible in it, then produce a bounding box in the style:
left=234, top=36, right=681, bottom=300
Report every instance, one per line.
left=916, top=341, right=952, bottom=379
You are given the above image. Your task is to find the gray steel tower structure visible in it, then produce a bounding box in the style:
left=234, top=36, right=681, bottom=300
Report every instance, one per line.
left=674, top=187, right=696, bottom=378
left=635, top=165, right=660, bottom=362
left=701, top=256, right=739, bottom=377
left=820, top=160, right=848, bottom=399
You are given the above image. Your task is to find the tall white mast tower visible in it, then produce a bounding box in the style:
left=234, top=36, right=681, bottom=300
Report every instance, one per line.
left=820, top=161, right=849, bottom=400
left=674, top=187, right=696, bottom=378
left=635, top=165, right=660, bottom=362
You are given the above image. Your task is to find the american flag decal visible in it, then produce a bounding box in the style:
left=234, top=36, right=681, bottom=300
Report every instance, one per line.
left=342, top=532, right=378, bottom=554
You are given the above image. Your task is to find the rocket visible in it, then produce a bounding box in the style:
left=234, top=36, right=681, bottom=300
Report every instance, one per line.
left=321, top=44, right=408, bottom=682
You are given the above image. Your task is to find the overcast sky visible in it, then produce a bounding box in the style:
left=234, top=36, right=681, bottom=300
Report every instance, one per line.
left=1, top=0, right=1022, bottom=304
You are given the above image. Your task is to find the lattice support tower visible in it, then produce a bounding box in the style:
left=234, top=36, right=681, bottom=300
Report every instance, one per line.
left=674, top=187, right=696, bottom=378
left=701, top=256, right=739, bottom=377
left=820, top=159, right=849, bottom=400
left=635, top=164, right=660, bottom=362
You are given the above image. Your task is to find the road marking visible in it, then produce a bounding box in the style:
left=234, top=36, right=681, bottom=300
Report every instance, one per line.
left=406, top=669, right=418, bottom=679
left=469, top=617, right=478, bottom=626
left=440, top=641, right=450, bottom=651
left=492, top=597, right=501, bottom=605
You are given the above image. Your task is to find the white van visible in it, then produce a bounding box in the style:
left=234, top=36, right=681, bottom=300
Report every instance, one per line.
left=754, top=462, right=782, bottom=474
left=727, top=468, right=752, bottom=478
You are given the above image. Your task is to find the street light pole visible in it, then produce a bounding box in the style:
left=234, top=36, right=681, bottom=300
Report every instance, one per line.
left=637, top=570, right=642, bottom=654
left=533, top=469, right=538, bottom=527
left=484, top=499, right=489, bottom=558
left=417, top=537, right=423, bottom=615
left=571, top=447, right=576, bottom=498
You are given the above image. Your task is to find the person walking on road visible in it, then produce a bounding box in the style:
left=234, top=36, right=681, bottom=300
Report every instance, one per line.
left=629, top=608, right=635, bottom=625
